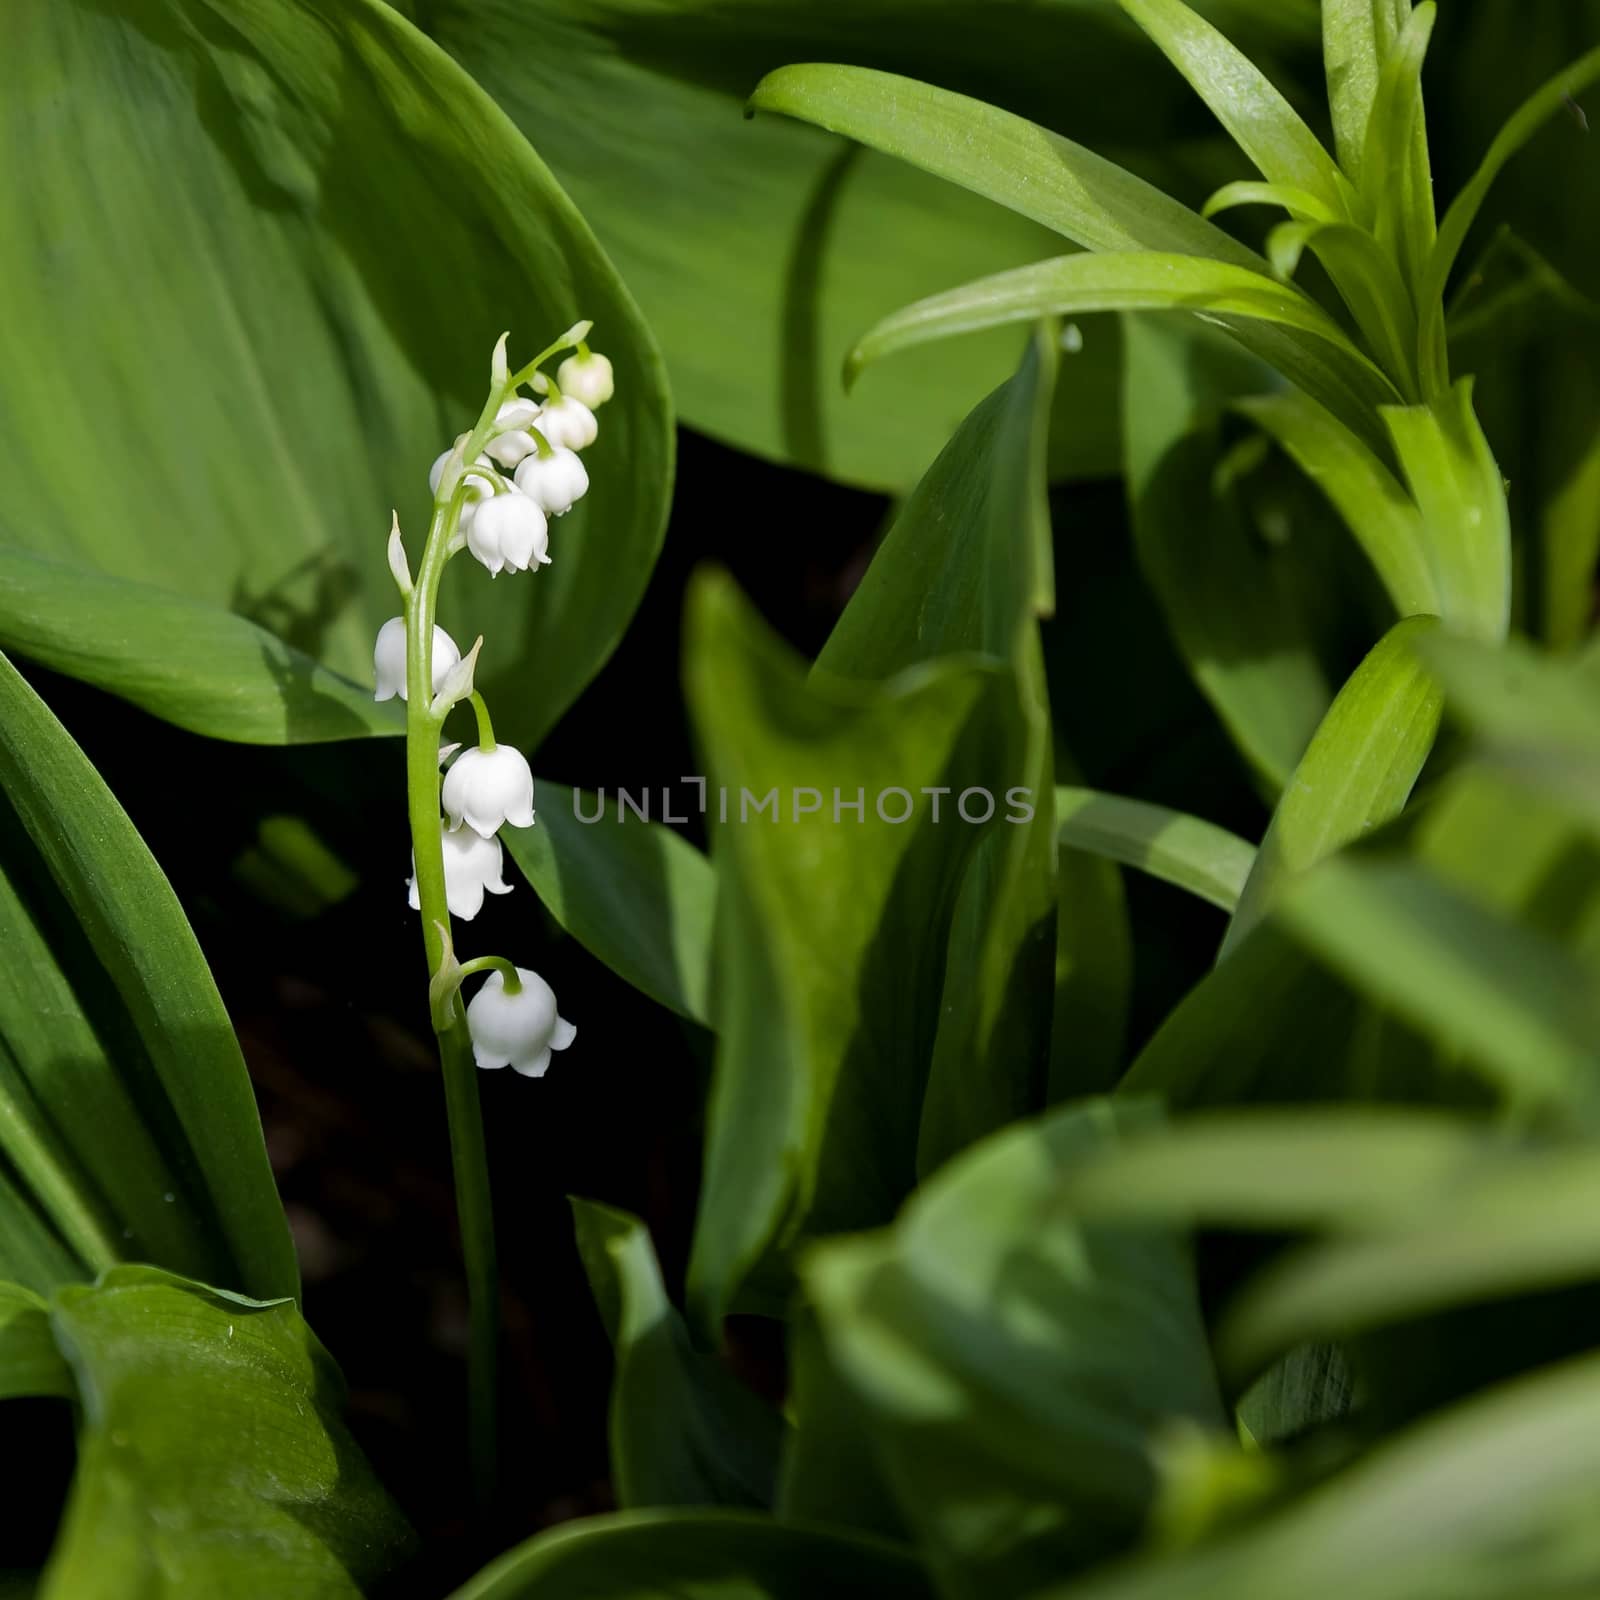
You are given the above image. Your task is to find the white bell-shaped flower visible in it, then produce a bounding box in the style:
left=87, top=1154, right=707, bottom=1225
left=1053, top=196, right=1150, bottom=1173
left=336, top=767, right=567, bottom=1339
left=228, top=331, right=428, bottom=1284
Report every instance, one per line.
left=429, top=445, right=499, bottom=528
left=536, top=395, right=598, bottom=451
left=407, top=825, right=512, bottom=921
left=465, top=490, right=551, bottom=577
left=484, top=398, right=543, bottom=470
left=466, top=968, right=576, bottom=1077
left=556, top=351, right=615, bottom=408
left=442, top=744, right=536, bottom=837
left=514, top=446, right=589, bottom=517
left=373, top=618, right=462, bottom=703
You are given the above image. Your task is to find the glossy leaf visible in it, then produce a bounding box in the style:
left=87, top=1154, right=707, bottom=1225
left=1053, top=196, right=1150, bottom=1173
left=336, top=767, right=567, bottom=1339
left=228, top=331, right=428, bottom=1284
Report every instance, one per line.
left=0, top=551, right=400, bottom=745
left=1055, top=786, right=1257, bottom=911
left=1280, top=857, right=1600, bottom=1118
left=449, top=1510, right=933, bottom=1600
left=1360, top=2, right=1438, bottom=295
left=0, top=651, right=297, bottom=1302
left=804, top=1098, right=1225, bottom=1595
left=504, top=785, right=713, bottom=1026
left=683, top=573, right=1005, bottom=1326
left=40, top=1266, right=413, bottom=1599
left=1222, top=616, right=1442, bottom=957
left=0, top=1284, right=71, bottom=1403
left=1117, top=0, right=1352, bottom=215
left=2, top=0, right=672, bottom=752
left=1320, top=0, right=1393, bottom=184
left=571, top=1200, right=782, bottom=1510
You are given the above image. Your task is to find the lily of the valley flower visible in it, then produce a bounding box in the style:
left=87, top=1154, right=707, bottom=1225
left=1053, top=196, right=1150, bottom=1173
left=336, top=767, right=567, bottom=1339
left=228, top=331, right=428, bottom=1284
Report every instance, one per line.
left=373, top=617, right=462, bottom=703
left=443, top=744, right=536, bottom=837
left=466, top=489, right=551, bottom=577
left=535, top=395, right=598, bottom=451
left=429, top=443, right=499, bottom=528
left=556, top=350, right=614, bottom=408
left=466, top=967, right=576, bottom=1077
left=514, top=446, right=589, bottom=517
left=484, top=398, right=544, bottom=470
left=408, top=824, right=512, bottom=921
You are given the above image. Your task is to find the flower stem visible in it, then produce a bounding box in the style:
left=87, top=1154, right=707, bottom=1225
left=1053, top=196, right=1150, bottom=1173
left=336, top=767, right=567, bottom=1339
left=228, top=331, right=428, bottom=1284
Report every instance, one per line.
left=405, top=493, right=500, bottom=1515
left=469, top=692, right=497, bottom=752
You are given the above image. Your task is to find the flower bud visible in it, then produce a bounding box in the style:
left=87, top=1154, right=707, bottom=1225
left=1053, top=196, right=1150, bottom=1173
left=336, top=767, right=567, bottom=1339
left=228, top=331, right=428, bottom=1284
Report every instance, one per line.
left=408, top=824, right=512, bottom=921
left=466, top=490, right=551, bottom=577
left=514, top=446, right=589, bottom=516
left=466, top=967, right=576, bottom=1077
left=373, top=617, right=462, bottom=703
left=442, top=744, right=536, bottom=837
left=557, top=351, right=615, bottom=408
left=536, top=395, right=598, bottom=451
left=484, top=398, right=543, bottom=470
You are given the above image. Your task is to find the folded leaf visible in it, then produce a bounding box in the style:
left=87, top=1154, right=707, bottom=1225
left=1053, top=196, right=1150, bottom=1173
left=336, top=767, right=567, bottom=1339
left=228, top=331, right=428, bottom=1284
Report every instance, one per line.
left=0, top=1283, right=72, bottom=1402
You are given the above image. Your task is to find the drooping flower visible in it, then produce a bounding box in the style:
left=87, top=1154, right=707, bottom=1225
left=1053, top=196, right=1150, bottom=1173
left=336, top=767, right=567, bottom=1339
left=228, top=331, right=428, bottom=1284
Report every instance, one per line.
left=465, top=489, right=551, bottom=577
left=373, top=617, right=462, bottom=703
left=466, top=967, right=576, bottom=1077
left=442, top=744, right=536, bottom=837
left=514, top=446, right=589, bottom=516
left=535, top=395, right=598, bottom=451
left=484, top=398, right=544, bottom=470
left=556, top=350, right=614, bottom=408
left=429, top=441, right=499, bottom=528
left=407, top=824, right=512, bottom=921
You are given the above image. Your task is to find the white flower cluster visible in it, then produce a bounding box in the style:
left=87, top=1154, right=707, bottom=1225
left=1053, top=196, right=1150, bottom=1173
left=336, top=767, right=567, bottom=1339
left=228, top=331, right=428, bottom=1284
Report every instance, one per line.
left=370, top=335, right=613, bottom=1081
left=429, top=348, right=613, bottom=579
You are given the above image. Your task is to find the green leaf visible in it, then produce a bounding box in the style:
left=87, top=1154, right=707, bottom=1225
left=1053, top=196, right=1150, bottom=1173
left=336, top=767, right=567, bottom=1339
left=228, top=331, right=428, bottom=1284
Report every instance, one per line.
left=683, top=573, right=1006, bottom=1325
left=2, top=0, right=672, bottom=752
left=1122, top=316, right=1334, bottom=793
left=449, top=1510, right=933, bottom=1600
left=1320, top=0, right=1393, bottom=184
left=1222, top=616, right=1443, bottom=957
left=849, top=253, right=1401, bottom=431
left=0, top=1284, right=71, bottom=1403
left=1236, top=390, right=1439, bottom=618
left=1280, top=857, right=1600, bottom=1119
left=0, top=552, right=400, bottom=745
left=804, top=1098, right=1225, bottom=1595
left=1055, top=786, right=1257, bottom=911
left=1360, top=1, right=1438, bottom=296
left=747, top=63, right=1396, bottom=450
left=1223, top=1142, right=1600, bottom=1383
left=0, top=651, right=297, bottom=1302
left=1383, top=383, right=1512, bottom=642
left=572, top=1200, right=782, bottom=1511
left=1036, top=1346, right=1600, bottom=1600
left=504, top=785, right=713, bottom=1027
left=39, top=1266, right=413, bottom=1599
left=1420, top=43, right=1600, bottom=391
left=1116, top=0, right=1353, bottom=216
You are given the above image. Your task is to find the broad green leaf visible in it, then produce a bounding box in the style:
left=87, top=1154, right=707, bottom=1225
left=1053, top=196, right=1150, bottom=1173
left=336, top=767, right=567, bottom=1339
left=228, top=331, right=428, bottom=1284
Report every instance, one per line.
left=0, top=1284, right=71, bottom=1403
left=818, top=328, right=1124, bottom=1147
left=1237, top=390, right=1438, bottom=617
left=0, top=552, right=400, bottom=745
left=571, top=1200, right=782, bottom=1511
left=1223, top=1143, right=1600, bottom=1383
left=1280, top=857, right=1600, bottom=1118
left=1420, top=43, right=1600, bottom=391
left=1039, top=1346, right=1600, bottom=1600
left=1116, top=0, right=1353, bottom=216
left=1222, top=616, right=1442, bottom=957
left=1383, top=383, right=1512, bottom=642
left=1237, top=1343, right=1354, bottom=1446
left=1321, top=0, right=1392, bottom=184
left=683, top=573, right=1007, bottom=1326
left=2, top=0, right=672, bottom=752
left=748, top=63, right=1396, bottom=449
left=804, top=1099, right=1225, bottom=1595
left=0, top=652, right=296, bottom=1302
left=504, top=785, right=713, bottom=1026
left=40, top=1267, right=412, bottom=1599
left=0, top=1165, right=83, bottom=1300
left=1055, top=786, right=1256, bottom=911
left=849, top=253, right=1401, bottom=430
left=449, top=1510, right=933, bottom=1600
left=1123, top=316, right=1334, bottom=793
